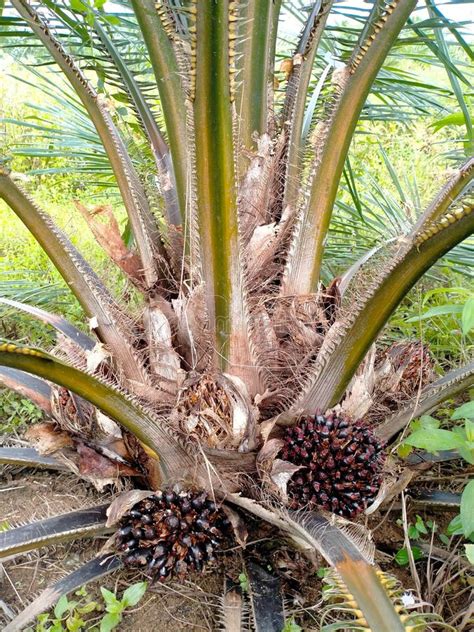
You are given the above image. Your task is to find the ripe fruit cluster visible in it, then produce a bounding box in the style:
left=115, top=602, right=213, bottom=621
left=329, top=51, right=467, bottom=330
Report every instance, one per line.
left=115, top=489, right=231, bottom=581
left=282, top=413, right=385, bottom=519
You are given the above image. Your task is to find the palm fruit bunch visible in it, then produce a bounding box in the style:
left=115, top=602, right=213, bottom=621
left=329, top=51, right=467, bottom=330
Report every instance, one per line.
left=281, top=413, right=385, bottom=519
left=115, top=489, right=232, bottom=581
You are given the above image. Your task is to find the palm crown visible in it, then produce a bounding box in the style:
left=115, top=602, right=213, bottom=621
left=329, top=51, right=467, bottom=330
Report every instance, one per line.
left=0, top=0, right=473, bottom=629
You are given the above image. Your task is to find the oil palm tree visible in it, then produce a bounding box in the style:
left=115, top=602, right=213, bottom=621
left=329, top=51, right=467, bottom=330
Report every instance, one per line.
left=0, top=0, right=473, bottom=629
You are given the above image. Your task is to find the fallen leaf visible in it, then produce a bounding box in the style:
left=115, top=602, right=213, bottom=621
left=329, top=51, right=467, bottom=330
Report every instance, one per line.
left=77, top=443, right=139, bottom=480
left=96, top=411, right=122, bottom=439
left=25, top=423, right=73, bottom=454
left=257, top=438, right=285, bottom=464
left=106, top=490, right=156, bottom=527
left=270, top=459, right=304, bottom=501
left=222, top=505, right=248, bottom=548
left=280, top=58, right=293, bottom=79
left=75, top=201, right=143, bottom=285
left=86, top=343, right=109, bottom=373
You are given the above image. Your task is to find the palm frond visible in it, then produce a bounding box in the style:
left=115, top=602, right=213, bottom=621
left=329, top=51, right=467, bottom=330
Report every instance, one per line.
left=377, top=361, right=474, bottom=442
left=246, top=560, right=285, bottom=632
left=293, top=191, right=474, bottom=413
left=0, top=296, right=95, bottom=350
left=282, top=0, right=418, bottom=295
left=10, top=0, right=164, bottom=289
left=0, top=504, right=109, bottom=560
left=132, top=0, right=188, bottom=220
left=0, top=170, right=149, bottom=387
left=0, top=366, right=51, bottom=412
left=228, top=494, right=408, bottom=631
left=0, top=342, right=194, bottom=480
left=0, top=446, right=63, bottom=469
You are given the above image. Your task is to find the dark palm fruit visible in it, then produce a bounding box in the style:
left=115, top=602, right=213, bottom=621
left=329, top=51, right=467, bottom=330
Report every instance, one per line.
left=115, top=489, right=232, bottom=582
left=282, top=413, right=385, bottom=519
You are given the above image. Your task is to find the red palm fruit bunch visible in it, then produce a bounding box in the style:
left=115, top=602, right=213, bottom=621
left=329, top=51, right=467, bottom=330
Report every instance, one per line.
left=281, top=414, right=386, bottom=519
left=115, top=489, right=232, bottom=581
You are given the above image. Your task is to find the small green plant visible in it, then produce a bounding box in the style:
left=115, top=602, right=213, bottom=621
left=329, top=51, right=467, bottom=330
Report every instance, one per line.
left=0, top=393, right=43, bottom=433
left=24, top=581, right=147, bottom=632
left=394, top=545, right=424, bottom=567
left=26, top=594, right=99, bottom=632
left=400, top=401, right=474, bottom=544
left=399, top=399, right=474, bottom=465
left=440, top=513, right=474, bottom=566
left=99, top=582, right=147, bottom=632
left=406, top=289, right=474, bottom=338
left=398, top=286, right=474, bottom=360
left=407, top=515, right=429, bottom=540
left=281, top=618, right=303, bottom=632
left=238, top=572, right=249, bottom=594
left=459, top=481, right=474, bottom=541
left=445, top=509, right=474, bottom=542
left=394, top=516, right=435, bottom=567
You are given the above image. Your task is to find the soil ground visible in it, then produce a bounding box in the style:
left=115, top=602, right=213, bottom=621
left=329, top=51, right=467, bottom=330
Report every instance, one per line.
left=0, top=467, right=470, bottom=630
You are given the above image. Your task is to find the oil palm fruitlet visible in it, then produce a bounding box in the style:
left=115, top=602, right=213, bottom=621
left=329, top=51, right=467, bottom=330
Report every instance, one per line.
left=0, top=0, right=473, bottom=629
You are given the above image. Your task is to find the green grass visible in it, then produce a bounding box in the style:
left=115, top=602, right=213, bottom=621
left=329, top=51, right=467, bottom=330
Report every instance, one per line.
left=387, top=282, right=474, bottom=366
left=0, top=391, right=43, bottom=435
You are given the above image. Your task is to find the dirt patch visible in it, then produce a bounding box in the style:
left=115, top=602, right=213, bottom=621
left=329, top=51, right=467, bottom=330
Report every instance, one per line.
left=1, top=469, right=103, bottom=523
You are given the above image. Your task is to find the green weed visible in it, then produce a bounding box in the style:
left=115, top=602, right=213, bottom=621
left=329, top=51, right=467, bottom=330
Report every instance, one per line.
left=0, top=392, right=43, bottom=433
left=24, top=581, right=148, bottom=632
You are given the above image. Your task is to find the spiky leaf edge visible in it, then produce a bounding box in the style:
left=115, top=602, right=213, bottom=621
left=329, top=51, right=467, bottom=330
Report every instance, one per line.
left=227, top=495, right=407, bottom=631
left=0, top=343, right=194, bottom=480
